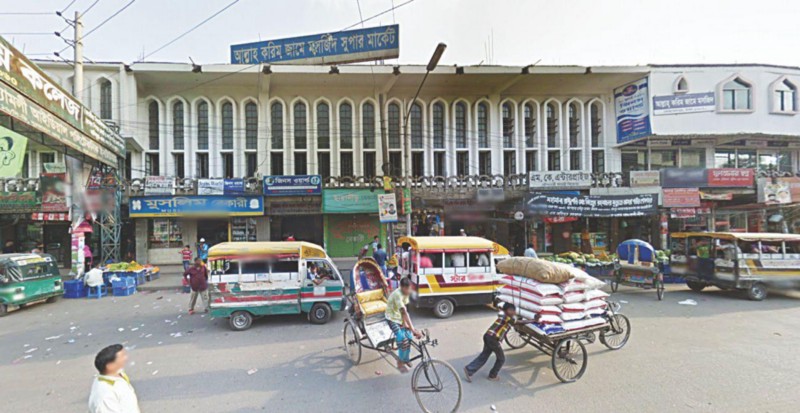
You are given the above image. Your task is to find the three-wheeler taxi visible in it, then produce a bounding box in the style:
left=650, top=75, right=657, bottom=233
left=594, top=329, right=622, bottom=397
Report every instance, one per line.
left=207, top=242, right=345, bottom=330
left=0, top=253, right=62, bottom=316
left=397, top=236, right=509, bottom=318
left=670, top=232, right=800, bottom=300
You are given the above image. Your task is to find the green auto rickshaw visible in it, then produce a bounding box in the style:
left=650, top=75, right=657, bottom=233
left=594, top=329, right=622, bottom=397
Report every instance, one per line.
left=0, top=253, right=63, bottom=316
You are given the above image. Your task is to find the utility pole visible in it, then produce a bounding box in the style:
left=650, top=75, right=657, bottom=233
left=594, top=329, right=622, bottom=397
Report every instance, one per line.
left=68, top=10, right=86, bottom=276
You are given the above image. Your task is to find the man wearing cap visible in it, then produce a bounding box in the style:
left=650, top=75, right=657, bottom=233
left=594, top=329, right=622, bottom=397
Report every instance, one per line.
left=197, top=238, right=209, bottom=264
left=459, top=229, right=468, bottom=237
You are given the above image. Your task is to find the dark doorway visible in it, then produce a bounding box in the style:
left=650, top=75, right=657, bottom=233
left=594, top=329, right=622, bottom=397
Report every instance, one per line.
left=197, top=220, right=230, bottom=247
left=270, top=215, right=323, bottom=245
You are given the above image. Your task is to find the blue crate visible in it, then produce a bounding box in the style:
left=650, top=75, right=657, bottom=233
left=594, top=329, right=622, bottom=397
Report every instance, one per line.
left=113, top=285, right=136, bottom=296
left=112, top=277, right=136, bottom=289
left=64, top=279, right=88, bottom=299
left=133, top=270, right=146, bottom=285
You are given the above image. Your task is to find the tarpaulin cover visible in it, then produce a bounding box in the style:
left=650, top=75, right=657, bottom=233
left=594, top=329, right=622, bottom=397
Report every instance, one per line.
left=617, top=239, right=655, bottom=263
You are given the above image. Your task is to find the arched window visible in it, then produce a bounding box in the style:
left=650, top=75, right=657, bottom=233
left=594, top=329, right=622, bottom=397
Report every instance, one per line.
left=546, top=102, right=558, bottom=148
left=590, top=102, right=602, bottom=147
left=477, top=102, right=489, bottom=149
left=271, top=102, right=284, bottom=150
left=317, top=102, right=330, bottom=149
left=172, top=101, right=184, bottom=150
left=455, top=102, right=467, bottom=149
left=362, top=102, right=375, bottom=149
left=244, top=102, right=258, bottom=150
left=294, top=102, right=307, bottom=150
left=410, top=103, right=423, bottom=149
left=148, top=101, right=159, bottom=150
left=568, top=102, right=580, bottom=148
left=432, top=102, right=445, bottom=149
left=675, top=76, right=689, bottom=94
left=388, top=102, right=401, bottom=149
left=524, top=103, right=536, bottom=147
left=339, top=103, right=353, bottom=149
left=100, top=79, right=112, bottom=120
left=221, top=102, right=234, bottom=150
left=197, top=101, right=209, bottom=150
left=722, top=78, right=752, bottom=110
left=502, top=102, right=514, bottom=148
left=774, top=79, right=797, bottom=112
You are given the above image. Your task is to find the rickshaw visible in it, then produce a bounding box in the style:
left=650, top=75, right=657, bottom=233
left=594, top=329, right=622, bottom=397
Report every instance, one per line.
left=397, top=236, right=509, bottom=318
left=207, top=242, right=345, bottom=330
left=670, top=232, right=800, bottom=300
left=0, top=253, right=62, bottom=316
left=611, top=239, right=665, bottom=300
left=343, top=259, right=462, bottom=413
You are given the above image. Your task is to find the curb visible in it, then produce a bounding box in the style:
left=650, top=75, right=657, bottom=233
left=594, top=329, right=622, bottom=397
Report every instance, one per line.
left=137, top=285, right=183, bottom=292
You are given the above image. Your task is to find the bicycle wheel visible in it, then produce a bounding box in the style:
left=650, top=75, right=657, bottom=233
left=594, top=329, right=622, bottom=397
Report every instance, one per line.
left=551, top=339, right=587, bottom=383
left=504, top=328, right=529, bottom=350
left=343, top=321, right=362, bottom=365
left=599, top=314, right=631, bottom=350
left=412, top=359, right=462, bottom=413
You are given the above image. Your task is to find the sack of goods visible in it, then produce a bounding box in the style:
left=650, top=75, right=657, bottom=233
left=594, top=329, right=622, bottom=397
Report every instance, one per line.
left=496, top=264, right=610, bottom=336
left=496, top=257, right=573, bottom=284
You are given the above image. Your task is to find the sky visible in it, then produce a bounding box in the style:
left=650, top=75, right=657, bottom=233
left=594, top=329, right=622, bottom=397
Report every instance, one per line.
left=1, top=0, right=799, bottom=67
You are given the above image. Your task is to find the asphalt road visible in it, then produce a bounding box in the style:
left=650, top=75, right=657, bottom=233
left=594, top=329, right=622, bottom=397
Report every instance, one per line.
left=1, top=283, right=799, bottom=413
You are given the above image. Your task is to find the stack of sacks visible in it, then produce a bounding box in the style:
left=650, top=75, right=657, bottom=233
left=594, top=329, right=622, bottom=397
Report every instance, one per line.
left=495, top=257, right=610, bottom=335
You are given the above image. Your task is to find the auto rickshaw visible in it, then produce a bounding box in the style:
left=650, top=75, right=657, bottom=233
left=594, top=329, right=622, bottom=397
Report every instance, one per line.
left=207, top=242, right=345, bottom=330
left=0, top=253, right=62, bottom=316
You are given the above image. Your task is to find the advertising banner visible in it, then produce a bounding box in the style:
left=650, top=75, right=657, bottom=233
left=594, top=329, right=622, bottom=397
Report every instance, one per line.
left=757, top=178, right=797, bottom=204
left=267, top=197, right=322, bottom=215
left=630, top=171, right=660, bottom=187
left=662, top=188, right=701, bottom=207
left=662, top=168, right=754, bottom=188
left=652, top=92, right=716, bottom=115
left=129, top=196, right=264, bottom=217
left=707, top=168, right=754, bottom=187
left=41, top=173, right=68, bottom=212
left=322, top=189, right=379, bottom=213
left=0, top=125, right=28, bottom=177
left=144, top=176, right=174, bottom=196
left=197, top=178, right=224, bottom=195
left=224, top=178, right=245, bottom=195
left=476, top=188, right=505, bottom=202
left=614, top=77, right=652, bottom=144
left=527, top=192, right=658, bottom=217
left=377, top=193, right=399, bottom=223
left=264, top=175, right=322, bottom=197
left=529, top=170, right=593, bottom=189
left=0, top=191, right=39, bottom=213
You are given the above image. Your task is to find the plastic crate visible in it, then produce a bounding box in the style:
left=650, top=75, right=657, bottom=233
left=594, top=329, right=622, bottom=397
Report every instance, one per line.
left=113, top=285, right=136, bottom=296
left=133, top=270, right=146, bottom=285
left=64, top=279, right=88, bottom=299
left=112, top=277, right=136, bottom=289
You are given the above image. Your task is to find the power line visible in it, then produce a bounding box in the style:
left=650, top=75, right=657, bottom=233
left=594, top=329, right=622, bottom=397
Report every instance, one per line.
left=0, top=32, right=54, bottom=36
left=82, top=0, right=103, bottom=16
left=341, top=0, right=414, bottom=30
left=84, top=0, right=137, bottom=39
left=60, top=0, right=79, bottom=14
left=0, top=12, right=54, bottom=16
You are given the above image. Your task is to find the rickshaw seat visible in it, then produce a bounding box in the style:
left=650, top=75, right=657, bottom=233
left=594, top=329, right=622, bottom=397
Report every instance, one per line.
left=356, top=289, right=387, bottom=316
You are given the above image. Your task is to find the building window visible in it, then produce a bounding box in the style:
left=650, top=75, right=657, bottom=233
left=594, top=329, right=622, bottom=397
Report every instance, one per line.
left=546, top=102, right=558, bottom=148
left=525, top=150, right=537, bottom=172
left=479, top=151, right=491, bottom=175
left=456, top=151, right=469, bottom=176
left=363, top=152, right=376, bottom=178
left=432, top=102, right=445, bottom=149
left=172, top=101, right=184, bottom=150
left=149, top=219, right=183, bottom=249
left=339, top=103, right=353, bottom=150
left=722, top=78, right=752, bottom=110
left=758, top=151, right=792, bottom=172
left=591, top=150, right=604, bottom=174
left=715, top=149, right=756, bottom=169
left=197, top=101, right=209, bottom=150
left=502, top=102, right=514, bottom=148
left=388, top=103, right=401, bottom=149
left=22, top=153, right=29, bottom=178
left=651, top=149, right=678, bottom=169
left=589, top=102, right=602, bottom=147
left=675, top=76, right=689, bottom=94
left=455, top=102, right=467, bottom=149
left=410, top=103, right=423, bottom=149
left=173, top=154, right=184, bottom=178
left=477, top=102, right=489, bottom=149
left=621, top=150, right=647, bottom=173
left=681, top=148, right=705, bottom=168
left=362, top=102, right=376, bottom=149
left=568, top=102, right=580, bottom=148
left=503, top=151, right=516, bottom=175
left=524, top=103, right=536, bottom=148
left=39, top=152, right=55, bottom=173
left=245, top=102, right=258, bottom=150
left=547, top=150, right=560, bottom=171
left=774, top=79, right=797, bottom=113
left=221, top=102, right=234, bottom=150
left=294, top=102, right=307, bottom=150
left=270, top=153, right=283, bottom=175
left=148, top=101, right=159, bottom=150
left=317, top=102, right=330, bottom=149
left=245, top=153, right=257, bottom=177
left=100, top=79, right=112, bottom=120
left=389, top=152, right=402, bottom=176
left=433, top=152, right=445, bottom=176
left=146, top=153, right=159, bottom=176
left=317, top=152, right=331, bottom=179
left=412, top=152, right=424, bottom=177
left=340, top=152, right=353, bottom=176
left=294, top=153, right=307, bottom=175
left=569, top=150, right=581, bottom=171
left=196, top=153, right=209, bottom=178
left=222, top=153, right=234, bottom=178
left=271, top=102, right=284, bottom=150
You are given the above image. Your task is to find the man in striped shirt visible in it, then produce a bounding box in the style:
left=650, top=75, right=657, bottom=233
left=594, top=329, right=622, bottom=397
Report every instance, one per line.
left=463, top=304, right=531, bottom=382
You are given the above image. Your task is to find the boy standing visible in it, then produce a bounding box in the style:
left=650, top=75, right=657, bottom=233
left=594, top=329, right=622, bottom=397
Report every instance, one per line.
left=463, top=304, right=530, bottom=382
left=180, top=245, right=193, bottom=271
left=385, top=277, right=423, bottom=373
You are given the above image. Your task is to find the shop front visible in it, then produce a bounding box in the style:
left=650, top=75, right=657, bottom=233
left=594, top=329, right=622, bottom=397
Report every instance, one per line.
left=264, top=175, right=323, bottom=244
left=322, top=188, right=383, bottom=258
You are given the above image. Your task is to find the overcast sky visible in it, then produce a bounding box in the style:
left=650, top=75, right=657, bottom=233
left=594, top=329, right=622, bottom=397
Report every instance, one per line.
left=2, top=0, right=798, bottom=67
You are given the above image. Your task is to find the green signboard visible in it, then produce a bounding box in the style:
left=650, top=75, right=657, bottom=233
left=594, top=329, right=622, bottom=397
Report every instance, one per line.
left=0, top=191, right=40, bottom=213
left=0, top=124, right=27, bottom=177
left=322, top=189, right=379, bottom=213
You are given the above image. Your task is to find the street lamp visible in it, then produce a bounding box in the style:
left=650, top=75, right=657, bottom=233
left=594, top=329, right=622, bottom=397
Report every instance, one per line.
left=402, top=42, right=446, bottom=236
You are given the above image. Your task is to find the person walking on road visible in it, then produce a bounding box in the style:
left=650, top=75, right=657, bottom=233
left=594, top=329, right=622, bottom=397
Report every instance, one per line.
left=372, top=243, right=388, bottom=276
left=88, top=344, right=140, bottom=413
left=197, top=238, right=209, bottom=263
left=184, top=258, right=210, bottom=315
left=463, top=304, right=532, bottom=382
left=180, top=245, right=193, bottom=271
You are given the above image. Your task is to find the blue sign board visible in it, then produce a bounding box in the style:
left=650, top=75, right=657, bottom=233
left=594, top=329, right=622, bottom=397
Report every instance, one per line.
left=231, top=25, right=399, bottom=65
left=129, top=196, right=264, bottom=217
left=224, top=179, right=245, bottom=195
left=614, top=77, right=652, bottom=144
left=263, top=175, right=322, bottom=197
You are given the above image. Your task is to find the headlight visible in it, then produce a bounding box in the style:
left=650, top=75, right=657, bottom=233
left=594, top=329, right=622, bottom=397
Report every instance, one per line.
left=12, top=293, right=25, bottom=300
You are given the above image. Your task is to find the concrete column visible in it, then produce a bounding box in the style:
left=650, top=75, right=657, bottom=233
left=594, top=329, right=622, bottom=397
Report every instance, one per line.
left=134, top=219, right=148, bottom=263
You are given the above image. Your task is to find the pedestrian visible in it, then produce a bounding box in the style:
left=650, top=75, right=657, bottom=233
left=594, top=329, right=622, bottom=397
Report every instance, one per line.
left=84, top=244, right=94, bottom=273
left=372, top=243, right=388, bottom=276
left=524, top=243, right=538, bottom=258
left=463, top=304, right=532, bottom=382
left=197, top=238, right=209, bottom=263
left=286, top=233, right=296, bottom=241
left=88, top=344, right=140, bottom=413
left=371, top=235, right=379, bottom=254
left=459, top=228, right=467, bottom=237
left=180, top=245, right=193, bottom=271
left=184, top=257, right=209, bottom=315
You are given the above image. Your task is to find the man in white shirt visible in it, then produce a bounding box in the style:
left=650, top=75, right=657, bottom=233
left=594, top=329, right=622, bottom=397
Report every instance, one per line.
left=524, top=244, right=538, bottom=259
left=84, top=263, right=105, bottom=288
left=89, top=344, right=140, bottom=413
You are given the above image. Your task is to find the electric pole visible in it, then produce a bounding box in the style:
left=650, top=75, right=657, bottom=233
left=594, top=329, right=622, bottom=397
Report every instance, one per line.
left=68, top=10, right=86, bottom=276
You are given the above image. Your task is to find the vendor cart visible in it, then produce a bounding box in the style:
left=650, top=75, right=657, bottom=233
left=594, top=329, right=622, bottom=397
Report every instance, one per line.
left=612, top=239, right=665, bottom=300
left=504, top=301, right=630, bottom=383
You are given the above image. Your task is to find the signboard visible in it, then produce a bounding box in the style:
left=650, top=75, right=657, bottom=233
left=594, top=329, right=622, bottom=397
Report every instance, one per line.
left=0, top=124, right=28, bottom=177
left=0, top=191, right=39, bottom=212
left=402, top=187, right=411, bottom=215
left=528, top=170, right=593, bottom=189
left=264, top=175, right=322, bottom=197
left=231, top=25, right=399, bottom=65
left=652, top=92, right=716, bottom=115
left=630, top=171, right=660, bottom=187
left=144, top=176, right=174, bottom=196
left=267, top=197, right=322, bottom=215
left=699, top=191, right=733, bottom=201
left=378, top=193, right=398, bottom=223
left=707, top=168, right=754, bottom=187
left=662, top=188, right=701, bottom=207
left=129, top=196, right=264, bottom=217
left=757, top=177, right=798, bottom=204
left=224, top=178, right=245, bottom=195
left=197, top=178, right=224, bottom=195
left=322, top=189, right=379, bottom=213
left=662, top=168, right=754, bottom=188
left=41, top=173, right=67, bottom=212
left=476, top=188, right=505, bottom=202
left=614, top=77, right=651, bottom=144
left=526, top=192, right=657, bottom=217
left=86, top=164, right=118, bottom=190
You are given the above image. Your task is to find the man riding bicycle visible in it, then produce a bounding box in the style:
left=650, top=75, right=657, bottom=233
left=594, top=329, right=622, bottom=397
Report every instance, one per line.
left=385, top=277, right=423, bottom=373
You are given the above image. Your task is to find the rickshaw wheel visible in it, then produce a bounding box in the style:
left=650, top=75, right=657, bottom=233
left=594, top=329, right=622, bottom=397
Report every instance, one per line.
left=412, top=359, right=462, bottom=413
left=229, top=311, right=253, bottom=331
left=309, top=303, right=332, bottom=325
left=747, top=282, right=768, bottom=301
left=343, top=321, right=362, bottom=365
left=0, top=304, right=7, bottom=317
left=551, top=339, right=587, bottom=383
left=600, top=314, right=631, bottom=350
left=504, top=328, right=529, bottom=350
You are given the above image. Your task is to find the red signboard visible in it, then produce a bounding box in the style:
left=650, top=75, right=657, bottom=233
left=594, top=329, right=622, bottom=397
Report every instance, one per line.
left=663, top=188, right=701, bottom=207
left=544, top=216, right=580, bottom=224
left=707, top=168, right=754, bottom=187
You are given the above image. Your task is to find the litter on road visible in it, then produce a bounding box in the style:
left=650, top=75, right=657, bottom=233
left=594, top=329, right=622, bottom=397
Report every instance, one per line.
left=679, top=299, right=698, bottom=306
